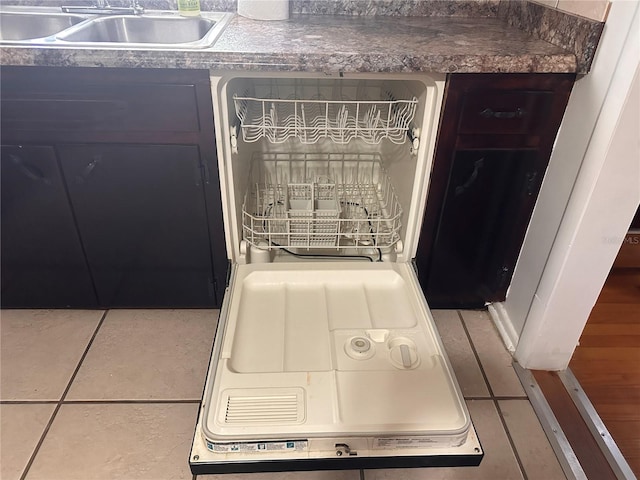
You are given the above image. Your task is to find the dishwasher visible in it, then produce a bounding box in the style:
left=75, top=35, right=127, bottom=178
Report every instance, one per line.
left=190, top=72, right=483, bottom=474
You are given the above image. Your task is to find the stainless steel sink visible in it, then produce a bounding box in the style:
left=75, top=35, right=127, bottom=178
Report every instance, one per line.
left=0, top=11, right=88, bottom=41
left=0, top=8, right=232, bottom=49
left=56, top=14, right=222, bottom=47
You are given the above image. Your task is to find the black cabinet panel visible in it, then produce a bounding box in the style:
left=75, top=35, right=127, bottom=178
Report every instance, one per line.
left=59, top=144, right=216, bottom=307
left=2, top=84, right=200, bottom=134
left=1, top=67, right=205, bottom=136
left=417, top=74, right=574, bottom=308
left=425, top=150, right=539, bottom=308
left=1, top=145, right=97, bottom=307
left=0, top=67, right=226, bottom=308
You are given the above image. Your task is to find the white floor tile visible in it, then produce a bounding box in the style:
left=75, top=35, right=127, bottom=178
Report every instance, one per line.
left=66, top=309, right=218, bottom=400
left=3, top=308, right=550, bottom=480
left=0, top=310, right=103, bottom=400
left=432, top=310, right=490, bottom=398
left=499, top=400, right=566, bottom=480
left=460, top=310, right=526, bottom=397
left=0, top=403, right=56, bottom=480
left=25, top=403, right=198, bottom=480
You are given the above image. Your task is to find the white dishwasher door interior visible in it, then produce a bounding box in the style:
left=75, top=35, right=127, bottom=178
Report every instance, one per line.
left=191, top=262, right=482, bottom=473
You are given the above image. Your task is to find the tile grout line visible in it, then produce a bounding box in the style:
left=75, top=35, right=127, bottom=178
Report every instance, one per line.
left=0, top=400, right=59, bottom=405
left=494, top=398, right=530, bottom=480
left=19, top=309, right=109, bottom=480
left=456, top=310, right=529, bottom=480
left=57, top=310, right=110, bottom=401
left=1, top=399, right=202, bottom=405
left=456, top=310, right=495, bottom=398
left=61, top=399, right=203, bottom=404
left=0, top=398, right=201, bottom=405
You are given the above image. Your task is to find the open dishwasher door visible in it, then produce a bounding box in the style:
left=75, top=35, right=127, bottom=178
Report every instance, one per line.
left=190, top=71, right=482, bottom=474
left=190, top=261, right=482, bottom=474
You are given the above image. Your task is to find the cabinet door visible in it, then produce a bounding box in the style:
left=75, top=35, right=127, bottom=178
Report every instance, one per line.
left=425, top=149, right=540, bottom=308
left=417, top=74, right=574, bottom=308
left=59, top=144, right=216, bottom=307
left=1, top=145, right=97, bottom=307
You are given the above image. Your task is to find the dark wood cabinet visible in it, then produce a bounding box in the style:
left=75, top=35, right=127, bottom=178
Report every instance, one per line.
left=1, top=145, right=97, bottom=307
left=58, top=144, right=216, bottom=307
left=1, top=81, right=201, bottom=135
left=417, top=74, right=574, bottom=308
left=1, top=67, right=227, bottom=308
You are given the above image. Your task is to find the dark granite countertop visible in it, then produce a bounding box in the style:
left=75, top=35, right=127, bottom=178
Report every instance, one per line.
left=0, top=8, right=587, bottom=73
left=211, top=14, right=576, bottom=73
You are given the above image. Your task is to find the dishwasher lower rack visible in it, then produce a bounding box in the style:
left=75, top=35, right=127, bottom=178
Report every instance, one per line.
left=242, top=152, right=402, bottom=250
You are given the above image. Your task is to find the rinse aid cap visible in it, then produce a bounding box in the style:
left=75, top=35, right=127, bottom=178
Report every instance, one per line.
left=388, top=336, right=420, bottom=369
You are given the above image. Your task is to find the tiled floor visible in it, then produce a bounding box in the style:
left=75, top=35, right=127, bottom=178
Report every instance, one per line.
left=1, top=309, right=566, bottom=480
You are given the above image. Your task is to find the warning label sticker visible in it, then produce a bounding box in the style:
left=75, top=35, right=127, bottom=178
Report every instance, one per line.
left=373, top=437, right=438, bottom=450
left=206, top=440, right=308, bottom=453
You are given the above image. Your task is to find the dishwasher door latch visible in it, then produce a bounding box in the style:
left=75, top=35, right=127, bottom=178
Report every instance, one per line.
left=335, top=443, right=357, bottom=456
left=407, top=127, right=420, bottom=155
left=230, top=124, right=239, bottom=154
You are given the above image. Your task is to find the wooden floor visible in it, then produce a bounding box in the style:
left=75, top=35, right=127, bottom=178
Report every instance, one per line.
left=569, top=234, right=640, bottom=476
left=533, top=369, right=617, bottom=479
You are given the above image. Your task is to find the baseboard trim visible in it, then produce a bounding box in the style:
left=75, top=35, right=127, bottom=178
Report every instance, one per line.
left=487, top=302, right=519, bottom=353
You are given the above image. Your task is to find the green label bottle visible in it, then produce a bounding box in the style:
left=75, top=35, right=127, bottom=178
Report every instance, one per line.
left=178, top=0, right=201, bottom=16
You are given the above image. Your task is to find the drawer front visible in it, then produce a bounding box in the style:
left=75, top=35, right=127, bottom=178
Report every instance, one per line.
left=459, top=91, right=554, bottom=135
left=1, top=84, right=200, bottom=133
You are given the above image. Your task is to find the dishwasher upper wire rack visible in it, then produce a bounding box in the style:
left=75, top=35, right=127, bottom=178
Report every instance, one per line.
left=233, top=80, right=418, bottom=145
left=242, top=152, right=402, bottom=250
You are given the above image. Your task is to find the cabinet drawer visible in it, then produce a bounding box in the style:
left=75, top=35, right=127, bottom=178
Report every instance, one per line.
left=459, top=91, right=554, bottom=135
left=1, top=84, right=200, bottom=133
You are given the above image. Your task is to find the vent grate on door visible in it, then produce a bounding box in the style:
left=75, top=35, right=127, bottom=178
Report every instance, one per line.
left=225, top=394, right=302, bottom=424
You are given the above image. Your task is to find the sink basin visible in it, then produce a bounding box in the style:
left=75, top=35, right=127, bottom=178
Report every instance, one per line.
left=56, top=12, right=231, bottom=48
left=58, top=15, right=213, bottom=44
left=0, top=11, right=87, bottom=41
left=0, top=8, right=232, bottom=49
